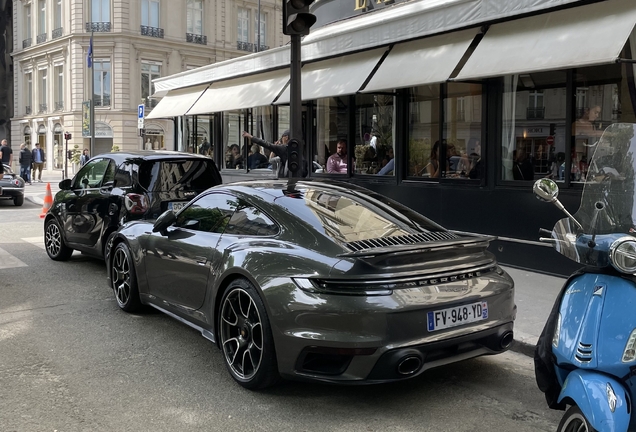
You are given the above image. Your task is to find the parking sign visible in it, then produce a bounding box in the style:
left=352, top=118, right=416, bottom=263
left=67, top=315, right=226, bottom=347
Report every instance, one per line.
left=138, top=104, right=145, bottom=129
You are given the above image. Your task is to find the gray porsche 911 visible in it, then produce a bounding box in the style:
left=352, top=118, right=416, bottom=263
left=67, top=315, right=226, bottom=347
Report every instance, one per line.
left=107, top=179, right=515, bottom=389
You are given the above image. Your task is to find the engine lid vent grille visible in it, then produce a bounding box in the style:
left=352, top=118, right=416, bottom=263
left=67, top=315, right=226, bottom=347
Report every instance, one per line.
left=575, top=342, right=593, bottom=363
left=344, top=231, right=459, bottom=252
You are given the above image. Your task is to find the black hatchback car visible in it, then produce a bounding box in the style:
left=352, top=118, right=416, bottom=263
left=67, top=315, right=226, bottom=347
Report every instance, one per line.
left=44, top=151, right=222, bottom=261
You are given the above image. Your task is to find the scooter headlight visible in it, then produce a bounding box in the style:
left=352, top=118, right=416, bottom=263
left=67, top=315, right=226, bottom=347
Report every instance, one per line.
left=609, top=237, right=636, bottom=274
left=622, top=328, right=636, bottom=363
left=552, top=313, right=562, bottom=348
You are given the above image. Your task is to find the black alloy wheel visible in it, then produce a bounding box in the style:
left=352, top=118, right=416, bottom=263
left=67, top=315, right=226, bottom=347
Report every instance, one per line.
left=44, top=219, right=73, bottom=261
left=219, top=278, right=279, bottom=389
left=557, top=405, right=597, bottom=432
left=111, top=242, right=141, bottom=312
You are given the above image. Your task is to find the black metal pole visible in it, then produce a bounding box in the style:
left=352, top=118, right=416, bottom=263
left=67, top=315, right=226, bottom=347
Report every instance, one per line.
left=64, top=137, right=68, bottom=179
left=289, top=33, right=303, bottom=178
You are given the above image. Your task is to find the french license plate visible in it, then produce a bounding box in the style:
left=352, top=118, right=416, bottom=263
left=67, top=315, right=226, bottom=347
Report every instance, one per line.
left=427, top=301, right=488, bottom=332
left=169, top=201, right=187, bottom=212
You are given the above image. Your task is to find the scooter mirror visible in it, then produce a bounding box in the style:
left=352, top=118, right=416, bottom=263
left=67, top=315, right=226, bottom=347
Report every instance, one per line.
left=533, top=178, right=559, bottom=203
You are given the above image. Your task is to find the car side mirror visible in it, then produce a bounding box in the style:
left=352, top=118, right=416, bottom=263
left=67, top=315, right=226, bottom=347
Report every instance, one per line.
left=533, top=178, right=559, bottom=203
left=153, top=210, right=177, bottom=235
left=59, top=178, right=72, bottom=190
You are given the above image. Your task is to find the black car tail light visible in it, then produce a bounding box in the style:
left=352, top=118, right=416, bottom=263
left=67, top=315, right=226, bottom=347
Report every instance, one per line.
left=125, top=193, right=149, bottom=215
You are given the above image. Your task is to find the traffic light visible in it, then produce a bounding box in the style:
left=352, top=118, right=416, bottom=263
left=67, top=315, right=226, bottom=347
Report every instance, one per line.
left=283, top=0, right=316, bottom=36
left=549, top=123, right=556, bottom=136
left=287, top=139, right=301, bottom=175
left=67, top=150, right=73, bottom=160
left=64, top=132, right=72, bottom=140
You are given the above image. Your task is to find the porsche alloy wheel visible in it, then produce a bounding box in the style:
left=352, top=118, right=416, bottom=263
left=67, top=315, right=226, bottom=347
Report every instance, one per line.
left=557, top=406, right=597, bottom=432
left=219, top=279, right=279, bottom=389
left=111, top=242, right=141, bottom=312
left=45, top=219, right=73, bottom=261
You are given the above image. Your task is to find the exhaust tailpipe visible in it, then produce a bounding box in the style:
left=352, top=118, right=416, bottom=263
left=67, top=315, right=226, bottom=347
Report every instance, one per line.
left=397, top=356, right=423, bottom=375
left=500, top=331, right=514, bottom=349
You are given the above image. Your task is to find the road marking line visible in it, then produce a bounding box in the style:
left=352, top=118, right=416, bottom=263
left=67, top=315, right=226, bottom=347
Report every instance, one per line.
left=0, top=247, right=28, bottom=269
left=22, top=237, right=46, bottom=250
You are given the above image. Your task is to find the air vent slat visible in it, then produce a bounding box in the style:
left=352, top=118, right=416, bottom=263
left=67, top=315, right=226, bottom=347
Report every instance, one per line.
left=344, top=231, right=459, bottom=252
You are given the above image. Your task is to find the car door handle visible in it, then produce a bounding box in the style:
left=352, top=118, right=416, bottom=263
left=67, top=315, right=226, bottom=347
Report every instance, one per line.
left=195, top=256, right=207, bottom=265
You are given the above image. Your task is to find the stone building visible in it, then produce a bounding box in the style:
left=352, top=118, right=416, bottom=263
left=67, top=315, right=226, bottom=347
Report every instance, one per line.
left=8, top=0, right=286, bottom=172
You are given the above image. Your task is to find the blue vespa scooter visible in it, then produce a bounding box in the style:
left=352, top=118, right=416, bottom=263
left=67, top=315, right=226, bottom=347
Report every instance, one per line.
left=534, top=123, right=636, bottom=432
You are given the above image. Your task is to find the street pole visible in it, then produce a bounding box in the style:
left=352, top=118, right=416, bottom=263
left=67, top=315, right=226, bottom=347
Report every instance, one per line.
left=289, top=33, right=303, bottom=178
left=257, top=0, right=261, bottom=52
left=89, top=31, right=95, bottom=157
left=64, top=136, right=68, bottom=179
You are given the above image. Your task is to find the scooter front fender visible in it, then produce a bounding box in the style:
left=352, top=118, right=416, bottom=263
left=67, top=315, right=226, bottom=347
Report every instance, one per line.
left=558, top=370, right=630, bottom=432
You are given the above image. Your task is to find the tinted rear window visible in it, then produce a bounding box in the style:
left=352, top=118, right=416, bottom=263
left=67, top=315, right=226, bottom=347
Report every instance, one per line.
left=139, top=159, right=221, bottom=191
left=274, top=186, right=446, bottom=243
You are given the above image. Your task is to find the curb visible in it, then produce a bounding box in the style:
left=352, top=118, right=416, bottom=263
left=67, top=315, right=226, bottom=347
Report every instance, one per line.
left=509, top=330, right=538, bottom=357
left=25, top=195, right=44, bottom=206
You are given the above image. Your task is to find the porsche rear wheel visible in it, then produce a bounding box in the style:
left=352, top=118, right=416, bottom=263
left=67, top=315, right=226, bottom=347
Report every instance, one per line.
left=219, top=278, right=279, bottom=389
left=111, top=242, right=141, bottom=313
left=45, top=219, right=73, bottom=261
left=557, top=405, right=597, bottom=432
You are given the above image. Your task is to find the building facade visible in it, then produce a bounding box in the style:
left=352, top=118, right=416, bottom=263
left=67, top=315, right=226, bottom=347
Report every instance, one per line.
left=148, top=0, right=636, bottom=275
left=9, top=0, right=287, bottom=173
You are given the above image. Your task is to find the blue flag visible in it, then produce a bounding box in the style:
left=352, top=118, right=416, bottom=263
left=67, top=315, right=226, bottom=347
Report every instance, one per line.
left=87, top=35, right=93, bottom=68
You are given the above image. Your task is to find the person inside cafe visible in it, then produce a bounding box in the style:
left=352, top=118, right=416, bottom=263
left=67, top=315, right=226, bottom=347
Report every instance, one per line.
left=326, top=139, right=348, bottom=173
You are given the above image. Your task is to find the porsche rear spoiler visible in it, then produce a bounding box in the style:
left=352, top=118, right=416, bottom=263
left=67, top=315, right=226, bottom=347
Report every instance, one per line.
left=336, top=235, right=497, bottom=258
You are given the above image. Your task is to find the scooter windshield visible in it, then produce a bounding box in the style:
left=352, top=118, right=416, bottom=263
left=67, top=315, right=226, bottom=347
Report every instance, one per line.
left=552, top=123, right=636, bottom=264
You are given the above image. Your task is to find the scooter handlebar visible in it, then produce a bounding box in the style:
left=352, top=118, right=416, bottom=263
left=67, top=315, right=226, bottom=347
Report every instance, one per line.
left=539, top=228, right=553, bottom=238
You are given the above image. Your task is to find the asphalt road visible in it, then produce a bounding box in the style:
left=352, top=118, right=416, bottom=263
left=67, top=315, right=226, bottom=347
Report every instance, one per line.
left=0, top=203, right=564, bottom=432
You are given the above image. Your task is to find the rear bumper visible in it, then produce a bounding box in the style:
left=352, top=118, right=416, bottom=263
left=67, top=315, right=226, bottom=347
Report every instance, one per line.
left=0, top=186, right=25, bottom=198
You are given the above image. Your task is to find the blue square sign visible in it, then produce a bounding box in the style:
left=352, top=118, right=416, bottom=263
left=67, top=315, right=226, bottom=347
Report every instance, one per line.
left=138, top=104, right=145, bottom=119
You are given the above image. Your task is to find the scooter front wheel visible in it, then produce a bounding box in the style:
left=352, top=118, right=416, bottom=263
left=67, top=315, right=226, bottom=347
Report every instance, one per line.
left=557, top=405, right=598, bottom=432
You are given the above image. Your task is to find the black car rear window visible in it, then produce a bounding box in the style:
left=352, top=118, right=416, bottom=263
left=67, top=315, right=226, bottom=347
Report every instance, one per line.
left=139, top=159, right=221, bottom=192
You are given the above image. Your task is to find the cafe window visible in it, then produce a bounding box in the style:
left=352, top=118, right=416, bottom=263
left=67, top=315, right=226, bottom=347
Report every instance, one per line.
left=354, top=93, right=395, bottom=176
left=571, top=63, right=636, bottom=183
left=444, top=82, right=483, bottom=180
left=244, top=106, right=273, bottom=171
left=222, top=110, right=246, bottom=170
left=315, top=96, right=348, bottom=175
left=184, top=116, right=211, bottom=156
left=501, top=71, right=567, bottom=182
left=407, top=85, right=440, bottom=178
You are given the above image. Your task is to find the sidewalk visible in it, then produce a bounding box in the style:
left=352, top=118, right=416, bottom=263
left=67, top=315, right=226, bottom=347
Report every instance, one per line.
left=23, top=170, right=65, bottom=206
left=502, top=265, right=565, bottom=357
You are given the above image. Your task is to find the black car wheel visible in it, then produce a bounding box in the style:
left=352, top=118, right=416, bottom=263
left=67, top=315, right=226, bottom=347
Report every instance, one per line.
left=13, top=195, right=24, bottom=206
left=219, top=278, right=279, bottom=389
left=557, top=405, right=597, bottom=432
left=45, top=219, right=73, bottom=261
left=111, top=242, right=141, bottom=313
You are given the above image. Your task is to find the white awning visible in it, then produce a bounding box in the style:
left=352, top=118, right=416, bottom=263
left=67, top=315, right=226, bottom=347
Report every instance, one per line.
left=276, top=48, right=388, bottom=104
left=146, top=84, right=209, bottom=119
left=187, top=70, right=290, bottom=115
left=455, top=0, right=636, bottom=81
left=362, top=29, right=479, bottom=93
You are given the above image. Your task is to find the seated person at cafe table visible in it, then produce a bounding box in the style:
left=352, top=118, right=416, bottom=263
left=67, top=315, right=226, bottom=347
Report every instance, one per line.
left=326, top=139, right=348, bottom=173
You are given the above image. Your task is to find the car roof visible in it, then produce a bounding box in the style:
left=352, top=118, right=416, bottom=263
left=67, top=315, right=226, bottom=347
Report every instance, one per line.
left=221, top=178, right=371, bottom=196
left=92, top=150, right=212, bottom=164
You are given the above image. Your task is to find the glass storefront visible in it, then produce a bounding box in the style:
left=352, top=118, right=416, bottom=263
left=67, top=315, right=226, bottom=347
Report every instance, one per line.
left=315, top=96, right=348, bottom=174
left=354, top=93, right=395, bottom=176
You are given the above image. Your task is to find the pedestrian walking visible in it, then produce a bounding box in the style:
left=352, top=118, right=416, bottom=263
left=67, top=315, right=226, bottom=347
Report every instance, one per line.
left=19, top=143, right=33, bottom=185
left=31, top=142, right=46, bottom=182
left=1, top=139, right=13, bottom=173
left=80, top=149, right=90, bottom=166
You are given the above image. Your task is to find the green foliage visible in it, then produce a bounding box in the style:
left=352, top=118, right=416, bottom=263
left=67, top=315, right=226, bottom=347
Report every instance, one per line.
left=111, top=145, right=120, bottom=152
left=71, top=144, right=81, bottom=165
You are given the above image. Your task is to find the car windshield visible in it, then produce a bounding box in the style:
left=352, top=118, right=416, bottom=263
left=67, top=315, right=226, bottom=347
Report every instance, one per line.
left=274, top=183, right=446, bottom=244
left=139, top=159, right=220, bottom=192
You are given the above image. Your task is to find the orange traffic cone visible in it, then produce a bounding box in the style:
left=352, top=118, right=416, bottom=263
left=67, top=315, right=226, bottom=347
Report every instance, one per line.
left=39, top=183, right=53, bottom=219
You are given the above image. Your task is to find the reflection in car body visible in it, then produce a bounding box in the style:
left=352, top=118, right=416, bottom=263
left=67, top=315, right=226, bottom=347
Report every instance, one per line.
left=107, top=179, right=515, bottom=389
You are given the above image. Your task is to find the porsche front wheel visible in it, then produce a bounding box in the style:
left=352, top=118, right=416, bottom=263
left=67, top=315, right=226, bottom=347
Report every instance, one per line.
left=219, top=279, right=279, bottom=390
left=111, top=242, right=141, bottom=313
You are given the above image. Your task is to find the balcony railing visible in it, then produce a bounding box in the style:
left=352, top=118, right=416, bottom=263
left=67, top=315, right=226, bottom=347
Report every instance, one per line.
left=36, top=33, right=47, bottom=43
left=52, top=27, right=63, bottom=39
left=186, top=33, right=207, bottom=45
left=527, top=107, right=545, bottom=120
left=141, top=25, right=164, bottom=38
left=85, top=22, right=111, bottom=32
left=25, top=106, right=32, bottom=115
left=237, top=41, right=269, bottom=52
left=22, top=38, right=32, bottom=49
left=39, top=103, right=48, bottom=113
left=55, top=101, right=64, bottom=111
